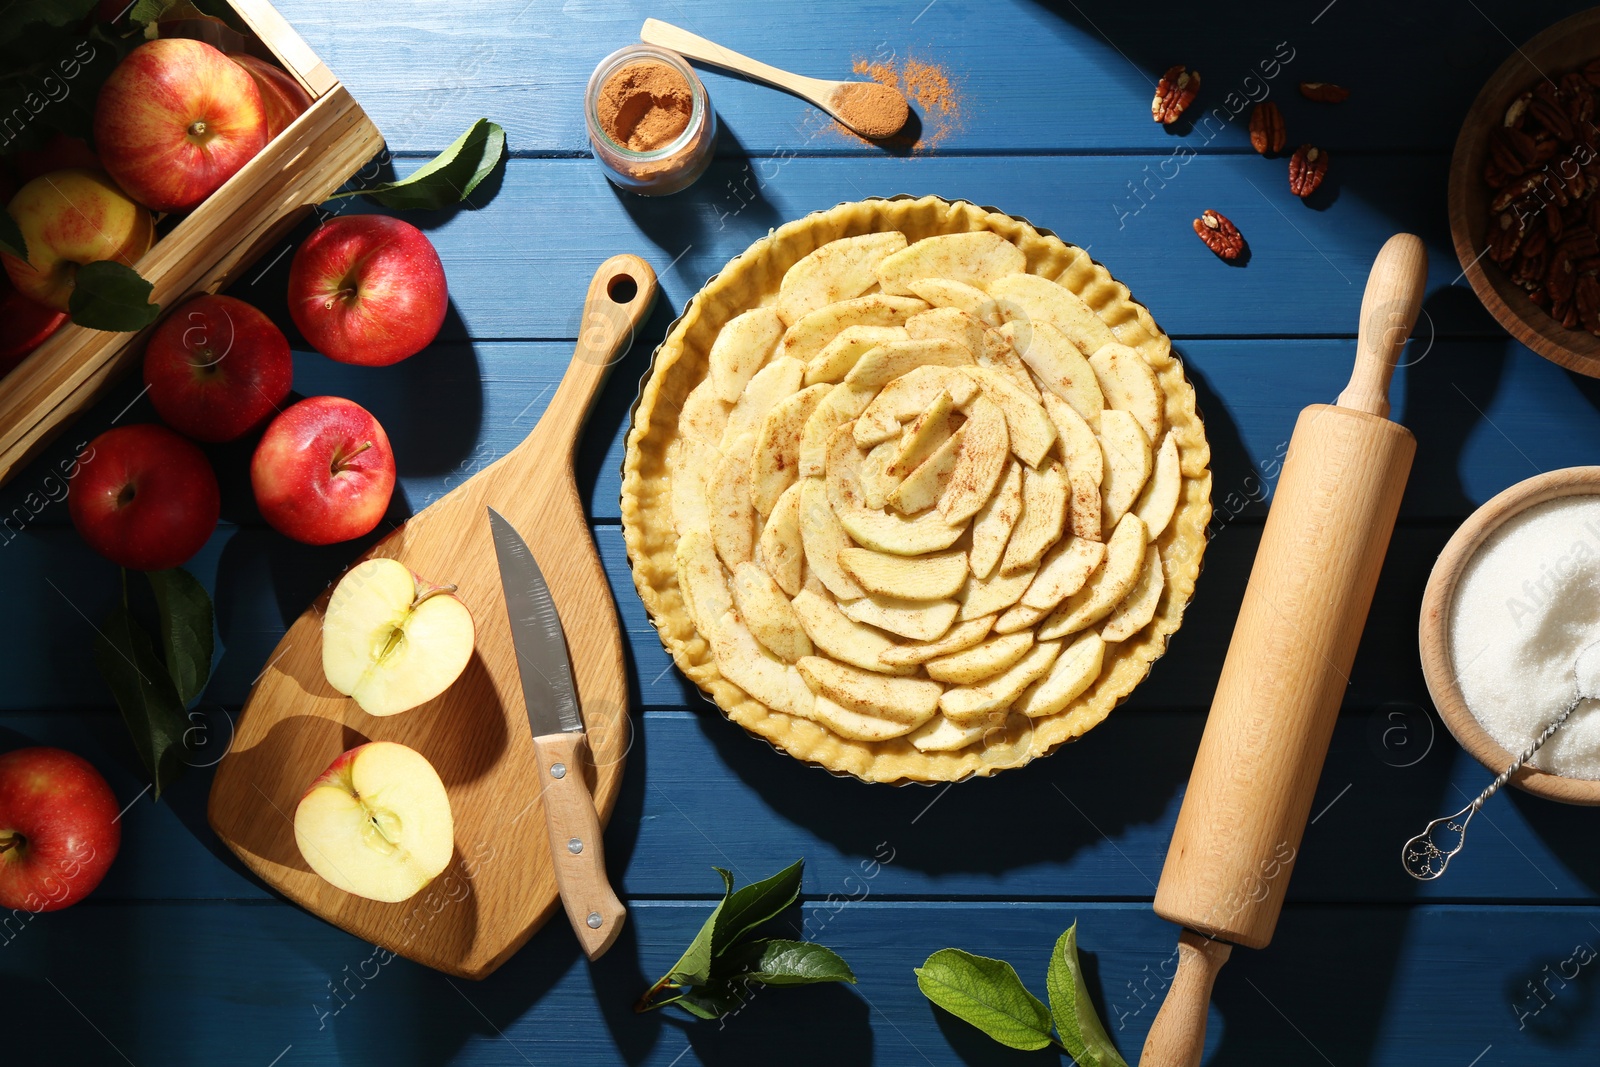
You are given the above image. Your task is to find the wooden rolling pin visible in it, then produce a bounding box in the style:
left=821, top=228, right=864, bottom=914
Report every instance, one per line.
left=1140, top=233, right=1428, bottom=1066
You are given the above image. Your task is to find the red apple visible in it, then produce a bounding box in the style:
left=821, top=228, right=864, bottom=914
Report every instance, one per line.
left=2, top=168, right=155, bottom=311
left=94, top=38, right=268, bottom=213
left=0, top=747, right=121, bottom=913
left=143, top=294, right=293, bottom=442
left=0, top=272, right=68, bottom=374
left=252, top=396, right=395, bottom=544
left=69, top=424, right=220, bottom=570
left=228, top=53, right=312, bottom=140
left=287, top=215, right=447, bottom=366
left=13, top=133, right=100, bottom=183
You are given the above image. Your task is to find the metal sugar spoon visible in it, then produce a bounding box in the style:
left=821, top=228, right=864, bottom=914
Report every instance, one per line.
left=1402, top=639, right=1600, bottom=880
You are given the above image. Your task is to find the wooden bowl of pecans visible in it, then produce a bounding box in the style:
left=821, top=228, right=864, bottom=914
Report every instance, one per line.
left=1448, top=8, right=1600, bottom=377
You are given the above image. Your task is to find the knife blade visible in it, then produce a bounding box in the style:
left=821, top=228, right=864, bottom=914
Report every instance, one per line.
left=488, top=506, right=625, bottom=960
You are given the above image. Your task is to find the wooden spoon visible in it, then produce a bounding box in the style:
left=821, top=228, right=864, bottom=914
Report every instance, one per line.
left=640, top=18, right=909, bottom=139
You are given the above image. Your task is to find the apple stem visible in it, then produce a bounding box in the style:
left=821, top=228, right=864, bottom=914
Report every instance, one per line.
left=410, top=583, right=459, bottom=609
left=0, top=831, right=22, bottom=855
left=332, top=441, right=374, bottom=475
left=188, top=120, right=208, bottom=138
left=323, top=287, right=358, bottom=311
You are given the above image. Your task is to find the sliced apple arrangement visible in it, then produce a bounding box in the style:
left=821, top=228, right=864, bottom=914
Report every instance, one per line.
left=628, top=202, right=1211, bottom=782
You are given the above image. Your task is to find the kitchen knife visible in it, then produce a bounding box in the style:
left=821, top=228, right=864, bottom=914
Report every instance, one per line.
left=488, top=505, right=626, bottom=960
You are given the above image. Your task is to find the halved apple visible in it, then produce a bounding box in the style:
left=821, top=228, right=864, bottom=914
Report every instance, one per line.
left=294, top=741, right=455, bottom=903
left=322, top=558, right=475, bottom=717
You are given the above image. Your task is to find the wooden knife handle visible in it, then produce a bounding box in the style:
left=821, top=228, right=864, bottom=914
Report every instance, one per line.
left=1139, top=931, right=1232, bottom=1067
left=1336, top=233, right=1426, bottom=418
left=531, top=731, right=626, bottom=960
left=531, top=254, right=658, bottom=459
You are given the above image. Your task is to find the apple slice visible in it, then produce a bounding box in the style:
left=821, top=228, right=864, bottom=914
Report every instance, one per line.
left=969, top=460, right=1024, bottom=581
left=710, top=307, right=785, bottom=402
left=988, top=272, right=1118, bottom=358
left=294, top=742, right=455, bottom=903
left=322, top=559, right=475, bottom=717
left=938, top=640, right=1062, bottom=726
left=778, top=231, right=907, bottom=324
left=840, top=547, right=968, bottom=600
left=879, top=615, right=996, bottom=668
left=875, top=232, right=1027, bottom=296
left=805, top=325, right=906, bottom=385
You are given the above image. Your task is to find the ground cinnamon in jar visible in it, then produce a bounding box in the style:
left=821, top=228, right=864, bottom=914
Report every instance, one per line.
left=597, top=60, right=693, bottom=152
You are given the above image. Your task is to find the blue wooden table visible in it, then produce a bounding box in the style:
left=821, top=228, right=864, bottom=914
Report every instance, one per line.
left=7, top=1, right=1600, bottom=1063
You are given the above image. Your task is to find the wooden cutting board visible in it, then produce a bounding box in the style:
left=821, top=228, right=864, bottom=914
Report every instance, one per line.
left=208, top=256, right=657, bottom=979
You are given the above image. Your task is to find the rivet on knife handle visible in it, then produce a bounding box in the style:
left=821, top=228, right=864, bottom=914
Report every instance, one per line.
left=532, top=731, right=625, bottom=959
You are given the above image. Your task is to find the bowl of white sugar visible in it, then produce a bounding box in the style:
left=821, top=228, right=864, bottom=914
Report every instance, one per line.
left=1421, top=468, right=1600, bottom=805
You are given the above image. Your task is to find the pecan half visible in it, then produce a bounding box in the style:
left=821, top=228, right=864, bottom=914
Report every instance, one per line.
left=1152, top=65, right=1200, bottom=124
left=1249, top=101, right=1286, bottom=154
left=1299, top=82, right=1349, bottom=103
left=1488, top=210, right=1526, bottom=267
left=1490, top=126, right=1540, bottom=177
left=1193, top=210, right=1244, bottom=260
left=1585, top=58, right=1600, bottom=88
left=1529, top=94, right=1574, bottom=141
left=1506, top=92, right=1532, bottom=128
left=1578, top=274, right=1600, bottom=333
left=1288, top=144, right=1328, bottom=197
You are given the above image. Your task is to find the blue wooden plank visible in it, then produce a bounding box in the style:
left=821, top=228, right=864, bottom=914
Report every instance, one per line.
left=6, top=335, right=1591, bottom=537
left=0, top=518, right=1459, bottom=713
left=218, top=154, right=1493, bottom=342
left=269, top=0, right=1579, bottom=156
left=6, top=680, right=1596, bottom=907
left=2, top=899, right=1595, bottom=1065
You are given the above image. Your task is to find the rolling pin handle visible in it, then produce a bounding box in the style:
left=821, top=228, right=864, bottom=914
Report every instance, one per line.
left=1335, top=233, right=1428, bottom=418
left=1139, top=930, right=1232, bottom=1067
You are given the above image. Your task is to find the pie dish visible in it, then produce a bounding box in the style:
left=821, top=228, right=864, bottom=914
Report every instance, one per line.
left=621, top=196, right=1211, bottom=783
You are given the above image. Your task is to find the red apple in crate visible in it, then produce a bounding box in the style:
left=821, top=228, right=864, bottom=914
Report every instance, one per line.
left=1, top=168, right=155, bottom=311
left=228, top=53, right=313, bottom=140
left=69, top=424, right=220, bottom=570
left=252, top=396, right=395, bottom=544
left=14, top=133, right=99, bottom=183
left=288, top=215, right=447, bottom=366
left=0, top=747, right=121, bottom=912
left=322, top=558, right=475, bottom=717
left=143, top=294, right=293, bottom=442
left=0, top=273, right=68, bottom=374
left=94, top=38, right=268, bottom=213
left=294, top=741, right=454, bottom=902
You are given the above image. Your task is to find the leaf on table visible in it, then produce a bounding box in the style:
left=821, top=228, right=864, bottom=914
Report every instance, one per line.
left=915, top=948, right=1056, bottom=1052
left=94, top=603, right=189, bottom=798
left=68, top=260, right=160, bottom=332
left=675, top=984, right=748, bottom=1020
left=331, top=118, right=506, bottom=211
left=721, top=939, right=856, bottom=987
left=0, top=209, right=27, bottom=264
left=660, top=867, right=734, bottom=988
left=712, top=857, right=803, bottom=954
left=0, top=23, right=138, bottom=152
left=146, top=568, right=213, bottom=705
left=1047, top=923, right=1128, bottom=1067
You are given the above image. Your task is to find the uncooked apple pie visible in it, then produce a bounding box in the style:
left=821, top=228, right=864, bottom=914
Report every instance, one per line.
left=622, top=197, right=1210, bottom=783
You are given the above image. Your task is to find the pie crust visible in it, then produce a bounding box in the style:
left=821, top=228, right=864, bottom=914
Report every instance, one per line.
left=621, top=196, right=1212, bottom=783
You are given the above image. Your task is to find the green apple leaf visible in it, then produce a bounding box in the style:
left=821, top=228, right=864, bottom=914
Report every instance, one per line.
left=674, top=984, right=748, bottom=1020
left=915, top=948, right=1056, bottom=1052
left=94, top=598, right=189, bottom=798
left=145, top=568, right=213, bottom=705
left=0, top=210, right=26, bottom=264
left=722, top=939, right=856, bottom=987
left=331, top=118, right=506, bottom=211
left=661, top=866, right=733, bottom=988
left=1047, top=923, right=1128, bottom=1067
left=712, top=858, right=803, bottom=954
left=68, top=260, right=160, bottom=332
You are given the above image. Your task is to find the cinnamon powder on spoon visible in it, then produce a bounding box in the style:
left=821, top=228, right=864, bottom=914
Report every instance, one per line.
left=597, top=60, right=693, bottom=151
left=829, top=80, right=909, bottom=139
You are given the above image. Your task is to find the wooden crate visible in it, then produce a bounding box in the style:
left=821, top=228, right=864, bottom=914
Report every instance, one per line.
left=0, top=0, right=385, bottom=484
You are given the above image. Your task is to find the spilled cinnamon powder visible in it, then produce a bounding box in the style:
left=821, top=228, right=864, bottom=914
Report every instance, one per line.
left=843, top=55, right=965, bottom=151
left=597, top=60, right=692, bottom=152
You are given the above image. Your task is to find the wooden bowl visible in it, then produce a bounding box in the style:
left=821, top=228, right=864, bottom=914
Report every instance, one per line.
left=1420, top=467, right=1600, bottom=804
left=1447, top=8, right=1600, bottom=377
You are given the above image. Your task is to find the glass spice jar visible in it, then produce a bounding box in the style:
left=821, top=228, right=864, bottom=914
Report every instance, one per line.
left=584, top=45, right=716, bottom=196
